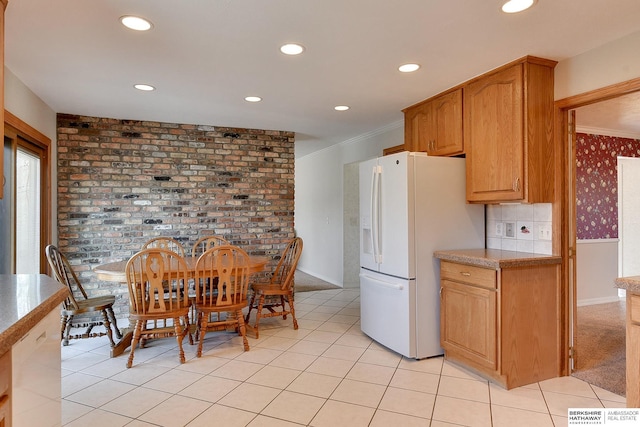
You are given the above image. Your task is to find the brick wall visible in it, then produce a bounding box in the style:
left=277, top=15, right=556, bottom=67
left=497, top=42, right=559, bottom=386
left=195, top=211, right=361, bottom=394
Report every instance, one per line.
left=56, top=114, right=295, bottom=317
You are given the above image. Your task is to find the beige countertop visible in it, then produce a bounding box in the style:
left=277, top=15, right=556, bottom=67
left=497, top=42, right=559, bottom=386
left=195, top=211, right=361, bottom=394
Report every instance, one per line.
left=0, top=274, right=68, bottom=355
left=434, top=248, right=562, bottom=269
left=615, top=276, right=640, bottom=293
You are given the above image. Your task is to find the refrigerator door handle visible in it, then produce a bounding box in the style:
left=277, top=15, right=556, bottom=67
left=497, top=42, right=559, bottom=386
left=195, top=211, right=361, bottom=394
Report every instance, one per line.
left=371, top=165, right=383, bottom=264
left=359, top=272, right=403, bottom=290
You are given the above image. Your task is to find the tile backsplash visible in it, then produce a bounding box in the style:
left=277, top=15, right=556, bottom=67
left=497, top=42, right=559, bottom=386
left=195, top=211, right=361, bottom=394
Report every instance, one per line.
left=486, top=203, right=552, bottom=255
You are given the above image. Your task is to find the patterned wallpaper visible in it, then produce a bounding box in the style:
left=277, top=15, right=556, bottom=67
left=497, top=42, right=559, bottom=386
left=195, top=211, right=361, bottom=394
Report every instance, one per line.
left=576, top=133, right=640, bottom=240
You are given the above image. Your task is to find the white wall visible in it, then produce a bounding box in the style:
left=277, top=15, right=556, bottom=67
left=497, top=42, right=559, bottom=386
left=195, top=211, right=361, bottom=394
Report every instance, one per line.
left=5, top=68, right=57, bottom=140
left=295, top=122, right=403, bottom=285
left=576, top=239, right=620, bottom=306
left=555, top=30, right=640, bottom=100
left=4, top=67, right=58, bottom=241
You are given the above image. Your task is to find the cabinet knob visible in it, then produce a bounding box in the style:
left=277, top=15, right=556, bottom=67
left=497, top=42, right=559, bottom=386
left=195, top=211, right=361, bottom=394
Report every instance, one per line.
left=513, top=178, right=520, bottom=192
left=460, top=272, right=471, bottom=277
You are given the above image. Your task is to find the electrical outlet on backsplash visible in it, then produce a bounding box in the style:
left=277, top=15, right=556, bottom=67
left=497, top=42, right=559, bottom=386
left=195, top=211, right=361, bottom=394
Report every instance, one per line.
left=486, top=203, right=553, bottom=255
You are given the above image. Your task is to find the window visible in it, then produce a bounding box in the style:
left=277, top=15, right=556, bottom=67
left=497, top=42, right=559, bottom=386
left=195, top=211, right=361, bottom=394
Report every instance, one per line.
left=16, top=148, right=42, bottom=273
left=2, top=113, right=51, bottom=274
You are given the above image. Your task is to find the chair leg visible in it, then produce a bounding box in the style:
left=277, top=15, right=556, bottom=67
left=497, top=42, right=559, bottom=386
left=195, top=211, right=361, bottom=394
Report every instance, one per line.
left=173, top=317, right=186, bottom=364
left=183, top=315, right=194, bottom=345
left=281, top=296, right=287, bottom=319
left=288, top=291, right=299, bottom=330
left=196, top=312, right=207, bottom=358
left=245, top=292, right=256, bottom=323
left=254, top=294, right=265, bottom=339
left=60, top=314, right=68, bottom=343
left=236, top=309, right=250, bottom=352
left=140, top=321, right=149, bottom=348
left=101, top=309, right=117, bottom=347
left=126, top=320, right=144, bottom=368
left=62, top=315, right=73, bottom=346
left=107, top=307, right=123, bottom=339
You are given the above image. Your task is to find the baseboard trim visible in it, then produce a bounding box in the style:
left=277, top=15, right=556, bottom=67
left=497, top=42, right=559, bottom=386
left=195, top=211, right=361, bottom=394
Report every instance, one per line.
left=577, top=296, right=624, bottom=307
left=296, top=268, right=343, bottom=287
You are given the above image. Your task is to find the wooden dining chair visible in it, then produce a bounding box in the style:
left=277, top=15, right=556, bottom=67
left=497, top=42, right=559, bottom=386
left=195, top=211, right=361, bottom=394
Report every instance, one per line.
left=142, top=236, right=187, bottom=312
left=245, top=237, right=303, bottom=339
left=45, top=244, right=123, bottom=347
left=191, top=235, right=229, bottom=257
left=142, top=236, right=185, bottom=256
left=125, top=248, right=192, bottom=368
left=194, top=245, right=251, bottom=357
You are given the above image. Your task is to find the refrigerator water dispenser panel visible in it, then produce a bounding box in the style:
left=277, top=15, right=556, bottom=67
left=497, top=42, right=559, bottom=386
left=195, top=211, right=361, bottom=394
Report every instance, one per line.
left=361, top=215, right=373, bottom=255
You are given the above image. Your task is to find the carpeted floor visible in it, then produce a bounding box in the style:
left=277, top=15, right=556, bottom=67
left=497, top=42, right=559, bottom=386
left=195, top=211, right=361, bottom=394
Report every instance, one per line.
left=293, top=270, right=341, bottom=292
left=572, top=300, right=626, bottom=396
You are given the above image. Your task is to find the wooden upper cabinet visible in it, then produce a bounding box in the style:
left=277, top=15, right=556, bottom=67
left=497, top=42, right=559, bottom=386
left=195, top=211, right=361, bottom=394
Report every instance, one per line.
left=403, top=100, right=430, bottom=152
left=464, top=57, right=556, bottom=203
left=403, top=88, right=463, bottom=157
left=382, top=144, right=405, bottom=156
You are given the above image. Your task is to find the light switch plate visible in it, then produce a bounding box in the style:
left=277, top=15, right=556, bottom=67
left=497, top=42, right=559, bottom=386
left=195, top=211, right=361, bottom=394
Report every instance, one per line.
left=538, top=224, right=552, bottom=240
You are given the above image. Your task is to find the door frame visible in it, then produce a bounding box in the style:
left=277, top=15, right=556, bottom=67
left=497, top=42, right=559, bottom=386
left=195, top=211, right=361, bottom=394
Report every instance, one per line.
left=554, top=76, right=640, bottom=374
left=4, top=110, right=52, bottom=273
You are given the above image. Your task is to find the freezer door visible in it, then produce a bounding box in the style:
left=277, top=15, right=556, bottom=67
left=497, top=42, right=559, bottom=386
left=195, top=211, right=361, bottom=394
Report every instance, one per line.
left=360, top=270, right=415, bottom=358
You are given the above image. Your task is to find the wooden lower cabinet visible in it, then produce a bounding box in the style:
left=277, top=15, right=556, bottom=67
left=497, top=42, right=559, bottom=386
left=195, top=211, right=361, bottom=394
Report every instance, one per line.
left=625, top=292, right=640, bottom=406
left=440, top=260, right=561, bottom=389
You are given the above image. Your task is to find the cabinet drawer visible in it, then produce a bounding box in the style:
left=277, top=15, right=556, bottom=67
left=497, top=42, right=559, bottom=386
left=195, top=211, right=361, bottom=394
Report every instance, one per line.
left=441, top=261, right=496, bottom=289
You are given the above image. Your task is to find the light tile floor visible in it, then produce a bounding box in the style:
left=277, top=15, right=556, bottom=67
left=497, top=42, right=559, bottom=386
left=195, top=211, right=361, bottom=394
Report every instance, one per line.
left=61, top=288, right=625, bottom=427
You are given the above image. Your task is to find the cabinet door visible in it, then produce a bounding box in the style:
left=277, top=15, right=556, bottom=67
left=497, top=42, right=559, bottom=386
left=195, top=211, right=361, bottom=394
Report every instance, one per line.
left=430, top=89, right=463, bottom=156
left=465, top=64, right=524, bottom=202
left=404, top=101, right=431, bottom=152
left=440, top=279, right=497, bottom=370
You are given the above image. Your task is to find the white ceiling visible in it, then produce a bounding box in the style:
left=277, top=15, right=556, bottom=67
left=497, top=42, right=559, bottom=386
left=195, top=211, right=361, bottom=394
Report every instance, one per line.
left=5, top=1, right=640, bottom=158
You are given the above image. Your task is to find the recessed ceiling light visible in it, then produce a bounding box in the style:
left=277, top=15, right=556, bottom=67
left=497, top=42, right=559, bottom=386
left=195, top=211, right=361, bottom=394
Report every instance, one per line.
left=120, top=15, right=153, bottom=31
left=245, top=96, right=262, bottom=102
left=501, top=0, right=536, bottom=13
left=399, top=63, right=421, bottom=73
left=334, top=105, right=350, bottom=111
left=280, top=43, right=305, bottom=55
left=134, top=84, right=155, bottom=91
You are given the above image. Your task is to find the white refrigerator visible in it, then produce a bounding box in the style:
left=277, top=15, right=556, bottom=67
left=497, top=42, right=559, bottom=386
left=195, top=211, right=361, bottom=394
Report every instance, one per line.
left=359, top=151, right=485, bottom=359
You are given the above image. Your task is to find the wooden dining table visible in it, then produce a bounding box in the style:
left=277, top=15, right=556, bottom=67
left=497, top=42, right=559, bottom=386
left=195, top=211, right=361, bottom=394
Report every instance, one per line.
left=94, top=254, right=270, bottom=357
